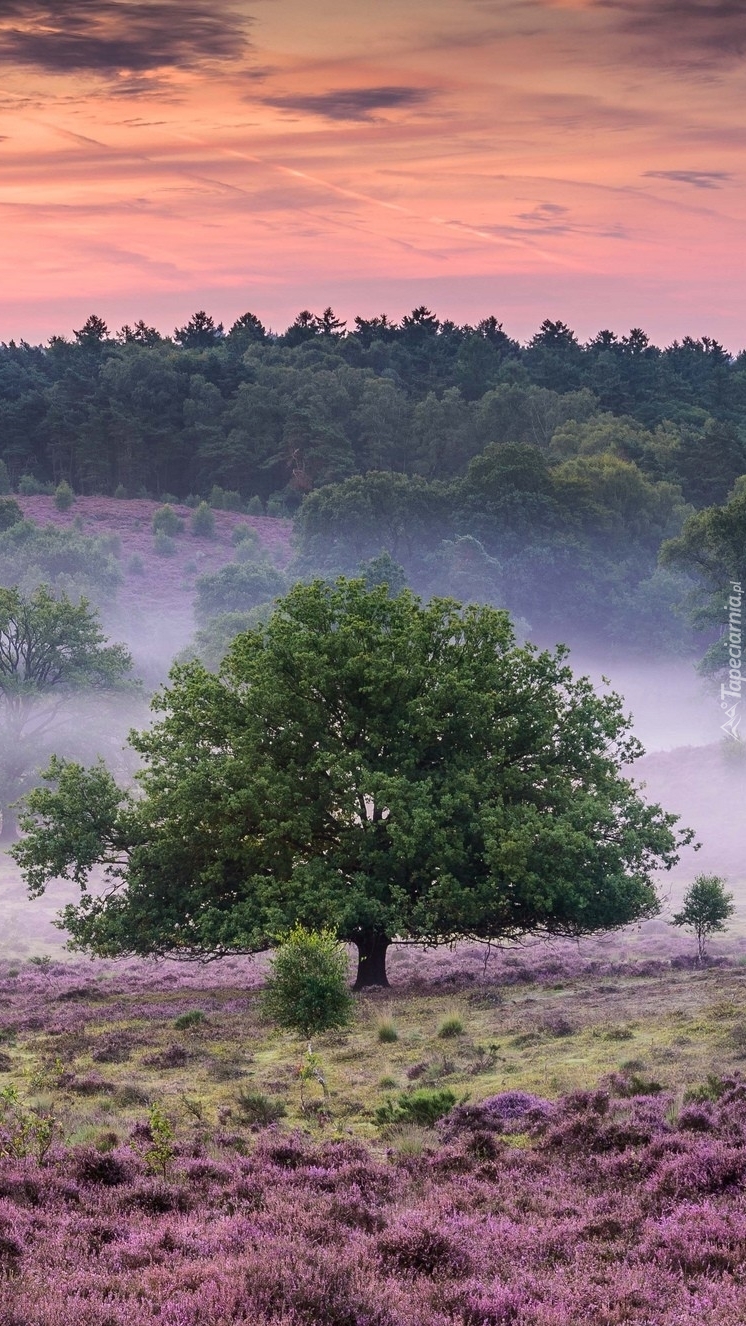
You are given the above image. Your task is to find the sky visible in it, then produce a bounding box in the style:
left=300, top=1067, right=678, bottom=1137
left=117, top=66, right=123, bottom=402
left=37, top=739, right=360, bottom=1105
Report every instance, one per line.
left=1, top=0, right=745, bottom=346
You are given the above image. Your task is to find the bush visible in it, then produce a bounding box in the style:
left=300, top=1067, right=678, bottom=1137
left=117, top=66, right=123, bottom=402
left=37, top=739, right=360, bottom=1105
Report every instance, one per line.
left=376, top=1087, right=457, bottom=1128
left=685, top=1074, right=728, bottom=1104
left=262, top=926, right=353, bottom=1041
left=246, top=495, right=264, bottom=515
left=236, top=1088, right=287, bottom=1126
left=74, top=1146, right=131, bottom=1186
left=54, top=481, right=74, bottom=511
left=113, top=484, right=128, bottom=499
left=194, top=560, right=286, bottom=623
left=0, top=521, right=122, bottom=602
left=0, top=498, right=23, bottom=533
left=152, top=504, right=184, bottom=536
left=143, top=1044, right=190, bottom=1069
left=128, top=553, right=144, bottom=575
left=190, top=501, right=216, bottom=538
left=438, top=1091, right=554, bottom=1140
left=231, top=523, right=259, bottom=549
left=174, top=1010, right=206, bottom=1030
left=154, top=530, right=177, bottom=557
left=17, top=474, right=54, bottom=496
left=266, top=495, right=287, bottom=517
left=209, top=485, right=243, bottom=512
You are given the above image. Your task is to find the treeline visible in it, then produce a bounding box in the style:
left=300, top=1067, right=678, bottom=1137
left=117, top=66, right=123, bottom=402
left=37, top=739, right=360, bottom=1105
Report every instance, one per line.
left=1, top=309, right=746, bottom=509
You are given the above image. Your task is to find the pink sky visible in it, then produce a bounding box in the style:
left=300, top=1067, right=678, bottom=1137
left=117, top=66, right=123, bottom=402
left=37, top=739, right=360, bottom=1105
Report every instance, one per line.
left=1, top=0, right=745, bottom=346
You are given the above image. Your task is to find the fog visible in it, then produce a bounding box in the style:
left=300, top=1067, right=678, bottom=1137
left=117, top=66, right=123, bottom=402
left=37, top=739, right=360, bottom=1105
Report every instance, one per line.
left=1, top=584, right=744, bottom=960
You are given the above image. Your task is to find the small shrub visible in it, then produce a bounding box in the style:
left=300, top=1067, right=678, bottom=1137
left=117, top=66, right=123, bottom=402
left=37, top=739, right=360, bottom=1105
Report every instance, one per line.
left=66, top=1073, right=117, bottom=1097
left=27, top=955, right=52, bottom=971
left=607, top=1071, right=664, bottom=1098
left=143, top=1103, right=175, bottom=1179
left=209, top=484, right=242, bottom=511
left=0, top=497, right=23, bottom=532
left=232, top=522, right=259, bottom=548
left=377, top=1018, right=399, bottom=1044
left=143, top=1044, right=190, bottom=1069
left=378, top=1215, right=471, bottom=1277
left=0, top=1086, right=59, bottom=1162
left=602, top=1025, right=635, bottom=1042
left=246, top=495, right=264, bottom=515
left=438, top=1015, right=464, bottom=1039
left=17, top=474, right=53, bottom=495
left=174, top=1010, right=206, bottom=1030
left=128, top=553, right=144, bottom=575
left=439, top=1091, right=554, bottom=1140
left=54, top=480, right=74, bottom=511
left=154, top=530, right=177, bottom=556
left=209, top=1058, right=248, bottom=1082
left=113, top=1084, right=149, bottom=1107
left=152, top=504, right=184, bottom=536
left=685, top=1074, right=728, bottom=1104
left=266, top=495, right=286, bottom=517
left=542, top=1013, right=576, bottom=1038
left=376, top=1087, right=457, bottom=1128
left=469, top=1043, right=500, bottom=1074
left=75, top=1147, right=130, bottom=1186
left=113, top=484, right=127, bottom=499
left=92, top=1033, right=133, bottom=1064
left=262, top=926, right=353, bottom=1042
left=190, top=501, right=215, bottom=537
left=236, top=1088, right=286, bottom=1126
left=379, top=1076, right=398, bottom=1089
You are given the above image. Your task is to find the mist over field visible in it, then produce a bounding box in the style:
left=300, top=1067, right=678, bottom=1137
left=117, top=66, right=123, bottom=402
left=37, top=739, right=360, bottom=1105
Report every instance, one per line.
left=0, top=494, right=742, bottom=962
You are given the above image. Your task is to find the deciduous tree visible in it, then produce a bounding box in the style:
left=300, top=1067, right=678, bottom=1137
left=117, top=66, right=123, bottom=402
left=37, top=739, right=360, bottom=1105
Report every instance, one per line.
left=13, top=581, right=690, bottom=984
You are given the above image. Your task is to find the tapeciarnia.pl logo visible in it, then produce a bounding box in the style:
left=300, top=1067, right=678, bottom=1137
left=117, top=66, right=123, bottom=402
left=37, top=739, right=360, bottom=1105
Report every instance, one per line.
left=721, top=580, right=743, bottom=741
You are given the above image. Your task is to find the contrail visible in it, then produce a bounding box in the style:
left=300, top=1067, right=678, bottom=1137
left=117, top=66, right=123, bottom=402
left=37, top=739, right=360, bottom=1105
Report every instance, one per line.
left=12, top=112, right=568, bottom=264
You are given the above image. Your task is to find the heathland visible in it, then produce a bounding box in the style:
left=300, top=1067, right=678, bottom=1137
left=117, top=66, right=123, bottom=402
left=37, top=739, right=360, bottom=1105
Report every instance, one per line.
left=0, top=309, right=745, bottom=1323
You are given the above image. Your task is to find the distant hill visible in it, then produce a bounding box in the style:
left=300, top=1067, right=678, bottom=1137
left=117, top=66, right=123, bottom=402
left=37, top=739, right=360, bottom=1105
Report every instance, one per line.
left=15, top=496, right=293, bottom=667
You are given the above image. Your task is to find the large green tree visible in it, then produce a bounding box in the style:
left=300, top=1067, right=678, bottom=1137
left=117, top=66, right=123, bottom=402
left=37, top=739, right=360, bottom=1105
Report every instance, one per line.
left=0, top=586, right=132, bottom=837
left=13, top=581, right=691, bottom=985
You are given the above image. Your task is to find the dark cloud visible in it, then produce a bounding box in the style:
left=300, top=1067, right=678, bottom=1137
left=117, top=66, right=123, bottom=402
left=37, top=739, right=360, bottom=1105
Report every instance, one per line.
left=643, top=170, right=734, bottom=189
left=596, top=1, right=746, bottom=67
left=259, top=86, right=432, bottom=122
left=0, top=1, right=250, bottom=74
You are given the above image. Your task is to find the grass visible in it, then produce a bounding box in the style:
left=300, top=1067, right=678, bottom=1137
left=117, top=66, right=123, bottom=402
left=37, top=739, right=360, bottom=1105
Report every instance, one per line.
left=376, top=1017, right=399, bottom=1043
left=437, top=1013, right=465, bottom=1039
left=0, top=944, right=746, bottom=1147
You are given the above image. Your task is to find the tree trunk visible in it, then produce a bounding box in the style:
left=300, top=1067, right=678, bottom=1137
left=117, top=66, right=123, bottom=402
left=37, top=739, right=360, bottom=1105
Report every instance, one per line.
left=353, top=931, right=390, bottom=990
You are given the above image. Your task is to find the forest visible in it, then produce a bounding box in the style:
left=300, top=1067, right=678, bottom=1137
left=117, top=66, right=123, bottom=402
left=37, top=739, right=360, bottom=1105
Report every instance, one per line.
left=2, top=307, right=745, bottom=655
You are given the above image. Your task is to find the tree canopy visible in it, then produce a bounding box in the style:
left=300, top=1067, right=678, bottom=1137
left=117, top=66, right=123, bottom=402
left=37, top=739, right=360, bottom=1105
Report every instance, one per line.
left=13, top=580, right=691, bottom=985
